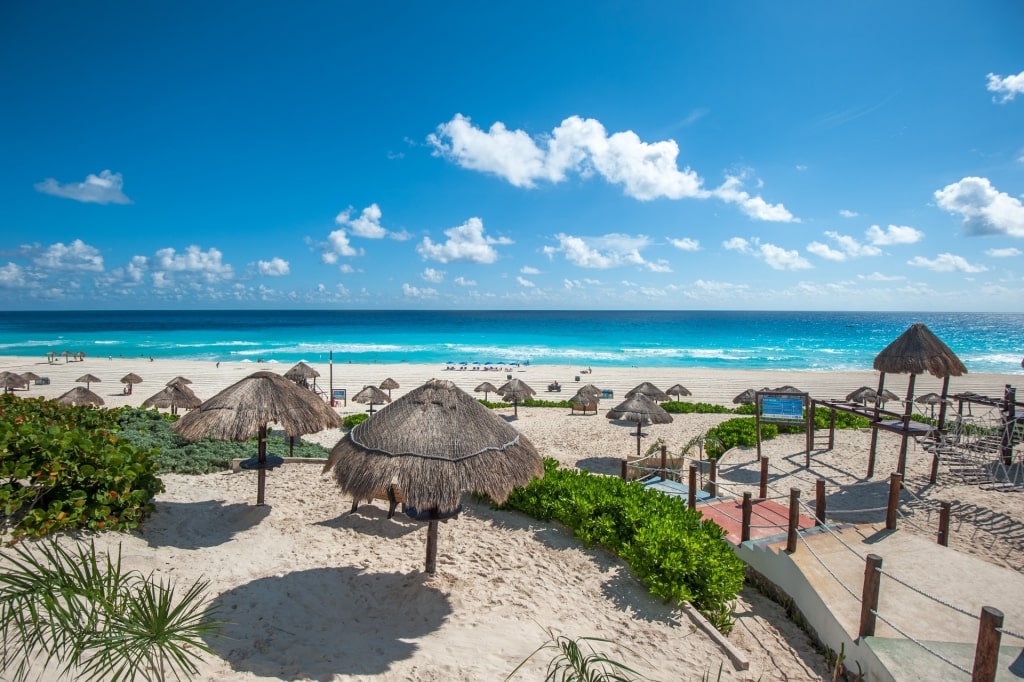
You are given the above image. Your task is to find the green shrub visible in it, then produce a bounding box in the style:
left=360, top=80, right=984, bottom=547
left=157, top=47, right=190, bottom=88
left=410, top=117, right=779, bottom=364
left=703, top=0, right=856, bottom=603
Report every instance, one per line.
left=342, top=413, right=369, bottom=429
left=704, top=417, right=777, bottom=458
left=502, top=459, right=745, bottom=632
left=661, top=401, right=734, bottom=415
left=0, top=395, right=163, bottom=541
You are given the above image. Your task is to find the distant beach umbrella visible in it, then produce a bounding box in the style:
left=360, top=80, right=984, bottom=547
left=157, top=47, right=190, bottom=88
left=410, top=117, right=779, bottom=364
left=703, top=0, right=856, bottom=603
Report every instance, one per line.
left=120, top=373, right=143, bottom=395
left=474, top=381, right=499, bottom=401
left=625, top=382, right=670, bottom=402
left=497, top=378, right=536, bottom=418
left=568, top=389, right=600, bottom=415
left=45, top=351, right=57, bottom=364
left=877, top=389, right=901, bottom=406
left=167, top=376, right=193, bottom=387
left=353, top=385, right=391, bottom=414
left=666, top=384, right=692, bottom=400
left=142, top=384, right=202, bottom=415
left=0, top=373, right=27, bottom=393
left=606, top=393, right=673, bottom=458
left=172, top=371, right=342, bottom=505
left=915, top=392, right=949, bottom=418
left=76, top=374, right=102, bottom=390
left=733, top=388, right=758, bottom=405
left=19, top=371, right=40, bottom=391
left=285, top=361, right=320, bottom=390
left=846, top=386, right=877, bottom=405
left=379, top=377, right=400, bottom=398
left=578, top=383, right=603, bottom=399
left=55, top=386, right=104, bottom=407
left=773, top=385, right=803, bottom=394
left=61, top=350, right=72, bottom=363
left=75, top=351, right=86, bottom=362
left=324, top=378, right=543, bottom=573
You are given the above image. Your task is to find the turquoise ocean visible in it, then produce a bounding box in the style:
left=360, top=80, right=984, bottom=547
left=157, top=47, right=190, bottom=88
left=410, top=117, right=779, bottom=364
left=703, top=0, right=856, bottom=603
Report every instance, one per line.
left=0, top=310, right=1021, bottom=374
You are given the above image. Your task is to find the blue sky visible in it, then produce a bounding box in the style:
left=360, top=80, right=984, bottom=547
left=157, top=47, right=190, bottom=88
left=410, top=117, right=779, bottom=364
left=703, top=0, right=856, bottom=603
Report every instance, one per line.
left=1, top=2, right=1022, bottom=311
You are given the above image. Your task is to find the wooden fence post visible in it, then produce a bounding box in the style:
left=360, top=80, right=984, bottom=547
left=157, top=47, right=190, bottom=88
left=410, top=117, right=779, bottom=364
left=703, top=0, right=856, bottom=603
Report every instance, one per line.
left=621, top=459, right=628, bottom=480
left=786, top=488, right=800, bottom=553
left=688, top=464, right=697, bottom=510
left=709, top=458, right=718, bottom=498
left=815, top=478, right=827, bottom=526
left=759, top=456, right=768, bottom=499
left=972, top=606, right=1004, bottom=682
left=885, top=472, right=902, bottom=530
left=660, top=444, right=668, bottom=480
left=930, top=452, right=940, bottom=484
left=741, top=492, right=752, bottom=543
left=859, top=554, right=883, bottom=638
left=937, top=501, right=951, bottom=547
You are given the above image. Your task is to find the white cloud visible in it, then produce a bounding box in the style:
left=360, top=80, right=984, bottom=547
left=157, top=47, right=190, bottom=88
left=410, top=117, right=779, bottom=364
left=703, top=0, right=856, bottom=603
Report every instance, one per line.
left=858, top=272, right=906, bottom=282
left=807, top=241, right=846, bottom=261
left=453, top=276, right=476, bottom=286
left=336, top=203, right=388, bottom=239
left=152, top=245, right=233, bottom=283
left=34, top=239, right=104, bottom=272
left=324, top=228, right=360, bottom=261
left=257, top=257, right=289, bottom=276
left=402, top=283, right=437, bottom=298
left=722, top=237, right=752, bottom=253
left=668, top=237, right=700, bottom=251
left=647, top=260, right=672, bottom=273
left=714, top=175, right=796, bottom=222
left=986, top=70, right=1024, bottom=103
left=429, top=114, right=791, bottom=219
left=986, top=247, right=1021, bottom=257
left=907, top=253, right=988, bottom=273
left=516, top=276, right=535, bottom=288
left=544, top=233, right=665, bottom=270
left=866, top=224, right=924, bottom=245
left=520, top=266, right=540, bottom=275
left=422, top=267, right=445, bottom=283
left=338, top=263, right=354, bottom=274
left=34, top=170, right=131, bottom=205
left=810, top=231, right=881, bottom=259
left=839, top=209, right=859, bottom=218
left=934, top=177, right=1024, bottom=237
left=761, top=243, right=812, bottom=270
left=694, top=279, right=750, bottom=294
left=0, top=263, right=24, bottom=287
left=416, top=217, right=511, bottom=264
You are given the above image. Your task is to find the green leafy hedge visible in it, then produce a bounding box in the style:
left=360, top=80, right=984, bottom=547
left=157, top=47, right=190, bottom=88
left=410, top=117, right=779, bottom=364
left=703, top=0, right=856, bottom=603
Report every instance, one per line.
left=502, top=459, right=745, bottom=632
left=0, top=395, right=163, bottom=541
left=342, top=413, right=369, bottom=429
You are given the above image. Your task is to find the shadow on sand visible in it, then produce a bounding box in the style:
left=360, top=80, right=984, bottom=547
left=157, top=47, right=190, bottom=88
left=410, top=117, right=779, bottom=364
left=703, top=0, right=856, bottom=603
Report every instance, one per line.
left=142, top=500, right=270, bottom=549
left=315, top=503, right=422, bottom=539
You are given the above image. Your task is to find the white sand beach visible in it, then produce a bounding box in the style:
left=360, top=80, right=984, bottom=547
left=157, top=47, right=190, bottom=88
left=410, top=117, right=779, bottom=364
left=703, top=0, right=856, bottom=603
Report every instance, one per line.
left=2, top=355, right=1022, bottom=681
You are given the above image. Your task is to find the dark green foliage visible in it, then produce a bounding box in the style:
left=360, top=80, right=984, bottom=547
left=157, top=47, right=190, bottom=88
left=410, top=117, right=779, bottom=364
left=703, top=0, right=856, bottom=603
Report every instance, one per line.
left=506, top=627, right=652, bottom=681
left=811, top=408, right=871, bottom=430
left=502, top=459, right=745, bottom=632
left=704, top=418, right=777, bottom=458
left=661, top=401, right=734, bottom=415
left=0, top=395, right=163, bottom=541
left=115, top=408, right=331, bottom=475
left=342, top=413, right=369, bottom=429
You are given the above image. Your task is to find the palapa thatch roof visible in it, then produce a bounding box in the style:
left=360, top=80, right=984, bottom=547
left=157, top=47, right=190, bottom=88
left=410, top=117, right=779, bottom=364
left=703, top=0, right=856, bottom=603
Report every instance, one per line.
left=773, top=385, right=804, bottom=394
left=606, top=393, right=673, bottom=426
left=55, top=386, right=104, bottom=406
left=379, top=378, right=400, bottom=390
left=1, top=373, right=27, bottom=391
left=577, top=383, right=603, bottom=398
left=915, top=392, right=948, bottom=406
left=19, top=371, right=41, bottom=382
left=474, top=381, right=499, bottom=400
left=167, top=376, right=193, bottom=386
left=666, top=383, right=691, bottom=399
left=120, top=373, right=144, bottom=385
left=76, top=373, right=101, bottom=385
left=142, top=384, right=202, bottom=411
left=285, top=361, right=320, bottom=381
left=569, top=389, right=600, bottom=408
left=878, top=389, right=901, bottom=405
left=733, top=388, right=762, bottom=405
left=353, top=385, right=391, bottom=405
left=171, top=370, right=342, bottom=441
left=324, top=378, right=543, bottom=513
left=497, top=378, right=536, bottom=401
left=624, top=381, right=669, bottom=402
left=846, top=386, right=877, bottom=404
left=873, top=323, right=967, bottom=378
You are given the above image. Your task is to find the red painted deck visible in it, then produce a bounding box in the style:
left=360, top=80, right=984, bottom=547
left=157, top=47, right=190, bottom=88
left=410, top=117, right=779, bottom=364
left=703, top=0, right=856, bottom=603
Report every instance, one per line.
left=697, top=497, right=817, bottom=545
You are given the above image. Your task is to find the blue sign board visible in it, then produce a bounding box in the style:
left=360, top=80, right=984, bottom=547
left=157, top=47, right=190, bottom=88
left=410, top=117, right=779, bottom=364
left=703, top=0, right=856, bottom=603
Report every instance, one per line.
left=761, top=396, right=804, bottom=421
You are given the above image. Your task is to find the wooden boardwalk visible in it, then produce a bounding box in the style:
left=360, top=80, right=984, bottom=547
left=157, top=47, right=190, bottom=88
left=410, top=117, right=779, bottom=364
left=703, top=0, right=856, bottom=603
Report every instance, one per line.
left=697, top=496, right=816, bottom=545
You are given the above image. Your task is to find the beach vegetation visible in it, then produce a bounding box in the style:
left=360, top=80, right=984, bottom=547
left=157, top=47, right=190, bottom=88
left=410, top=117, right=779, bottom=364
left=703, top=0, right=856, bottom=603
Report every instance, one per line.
left=0, top=537, right=220, bottom=682
left=0, top=396, right=163, bottom=542
left=506, top=626, right=652, bottom=681
left=502, top=459, right=745, bottom=633
left=342, top=413, right=369, bottom=429
left=660, top=401, right=733, bottom=415
left=704, top=418, right=776, bottom=459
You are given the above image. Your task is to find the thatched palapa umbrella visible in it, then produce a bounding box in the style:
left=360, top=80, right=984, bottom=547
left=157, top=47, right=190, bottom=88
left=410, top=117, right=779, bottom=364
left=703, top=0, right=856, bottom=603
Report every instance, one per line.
left=19, top=371, right=40, bottom=390
left=625, top=382, right=670, bottom=402
left=474, top=381, right=499, bottom=401
left=733, top=388, right=760, bottom=405
left=0, top=373, right=27, bottom=393
left=76, top=374, right=101, bottom=390
left=379, top=378, right=400, bottom=398
left=871, top=322, right=967, bottom=475
left=665, top=384, right=692, bottom=400
left=915, top=392, right=949, bottom=418
left=167, top=376, right=193, bottom=387
left=172, top=371, right=343, bottom=505
left=497, top=378, right=536, bottom=418
left=61, top=350, right=72, bottom=363
left=606, top=393, right=673, bottom=458
left=568, top=389, right=600, bottom=415
left=285, top=361, right=320, bottom=390
left=578, top=383, right=603, bottom=398
left=353, top=385, right=391, bottom=414
left=55, top=386, right=104, bottom=406
left=324, top=379, right=543, bottom=573
left=846, top=386, right=877, bottom=405
left=120, top=372, right=143, bottom=395
left=142, top=383, right=202, bottom=415
left=877, top=389, right=901, bottom=407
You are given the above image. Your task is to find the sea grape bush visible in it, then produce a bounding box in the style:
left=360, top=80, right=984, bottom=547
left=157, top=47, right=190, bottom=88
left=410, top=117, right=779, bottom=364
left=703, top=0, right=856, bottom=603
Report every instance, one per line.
left=342, top=413, right=369, bottom=429
left=0, top=395, right=163, bottom=541
left=502, top=459, right=745, bottom=632
left=704, top=418, right=777, bottom=459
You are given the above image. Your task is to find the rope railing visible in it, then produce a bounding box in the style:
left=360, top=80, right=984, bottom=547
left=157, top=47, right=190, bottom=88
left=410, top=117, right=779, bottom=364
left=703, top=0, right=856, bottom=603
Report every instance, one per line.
left=874, top=565, right=980, bottom=620
left=995, top=625, right=1024, bottom=642
left=794, top=529, right=863, bottom=601
left=869, top=609, right=971, bottom=675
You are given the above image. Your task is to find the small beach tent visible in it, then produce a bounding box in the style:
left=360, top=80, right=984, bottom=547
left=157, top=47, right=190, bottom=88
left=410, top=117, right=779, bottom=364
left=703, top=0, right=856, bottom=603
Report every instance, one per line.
left=666, top=384, right=692, bottom=400
left=606, top=393, right=673, bottom=458
left=172, top=371, right=342, bottom=505
left=497, top=378, right=536, bottom=418
left=324, top=378, right=543, bottom=574
left=474, top=381, right=499, bottom=401
left=353, top=385, right=391, bottom=415
left=379, top=377, right=400, bottom=398
left=871, top=322, right=967, bottom=475
left=120, top=372, right=143, bottom=395
left=76, top=374, right=101, bottom=390
left=55, top=386, right=104, bottom=406
left=624, top=382, right=670, bottom=402
left=142, top=383, right=202, bottom=415
left=284, top=361, right=320, bottom=390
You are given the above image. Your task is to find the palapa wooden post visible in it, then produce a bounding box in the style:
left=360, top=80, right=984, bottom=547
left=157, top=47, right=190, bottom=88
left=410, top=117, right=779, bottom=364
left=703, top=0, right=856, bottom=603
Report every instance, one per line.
left=896, top=374, right=917, bottom=476
left=688, top=464, right=697, bottom=510
left=859, top=554, right=883, bottom=638
left=759, top=456, right=768, bottom=499
left=930, top=451, right=940, bottom=484
left=886, top=472, right=902, bottom=530
left=741, top=492, right=752, bottom=542
left=938, top=501, right=951, bottom=547
left=972, top=606, right=1004, bottom=682
left=828, top=407, right=836, bottom=449
left=786, top=488, right=800, bottom=553
left=256, top=423, right=267, bottom=506
left=621, top=459, right=628, bottom=480
left=708, top=458, right=718, bottom=498
left=660, top=444, right=668, bottom=479
left=815, top=478, right=826, bottom=526
left=867, top=428, right=879, bottom=478
left=425, top=516, right=440, bottom=574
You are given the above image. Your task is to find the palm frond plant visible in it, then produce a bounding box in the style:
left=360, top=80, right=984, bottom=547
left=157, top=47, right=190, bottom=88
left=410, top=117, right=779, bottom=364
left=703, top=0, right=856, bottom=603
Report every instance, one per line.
left=0, top=538, right=221, bottom=682
left=506, top=627, right=653, bottom=682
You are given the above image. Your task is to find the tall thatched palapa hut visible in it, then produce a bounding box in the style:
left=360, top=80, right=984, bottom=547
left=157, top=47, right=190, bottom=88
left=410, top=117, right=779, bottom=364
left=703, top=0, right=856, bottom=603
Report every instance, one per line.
left=625, top=381, right=670, bottom=402
left=55, top=386, right=104, bottom=406
left=172, top=371, right=342, bottom=505
left=606, top=393, right=673, bottom=458
left=324, top=378, right=543, bottom=573
left=142, top=383, right=202, bottom=415
left=352, top=385, right=391, bottom=414
left=497, top=377, right=536, bottom=418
